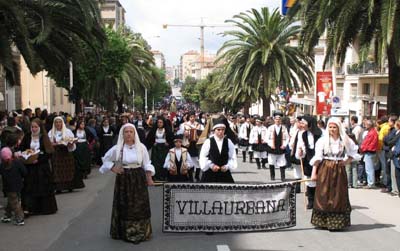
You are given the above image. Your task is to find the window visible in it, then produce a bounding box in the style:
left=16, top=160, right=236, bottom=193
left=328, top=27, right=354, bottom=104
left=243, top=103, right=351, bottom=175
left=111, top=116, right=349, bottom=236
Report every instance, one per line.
left=336, top=83, right=344, bottom=97
left=362, top=83, right=370, bottom=95
left=379, top=84, right=388, bottom=96
left=351, top=83, right=358, bottom=96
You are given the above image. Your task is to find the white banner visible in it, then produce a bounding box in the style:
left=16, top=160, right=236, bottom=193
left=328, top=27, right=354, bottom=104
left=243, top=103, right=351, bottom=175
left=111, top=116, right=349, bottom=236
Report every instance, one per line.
left=163, top=182, right=296, bottom=232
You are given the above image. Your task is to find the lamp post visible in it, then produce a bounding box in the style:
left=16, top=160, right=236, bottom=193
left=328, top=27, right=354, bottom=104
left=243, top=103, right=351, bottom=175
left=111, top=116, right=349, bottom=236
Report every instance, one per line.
left=132, top=90, right=135, bottom=111
left=69, top=61, right=74, bottom=115
left=145, top=88, right=148, bottom=114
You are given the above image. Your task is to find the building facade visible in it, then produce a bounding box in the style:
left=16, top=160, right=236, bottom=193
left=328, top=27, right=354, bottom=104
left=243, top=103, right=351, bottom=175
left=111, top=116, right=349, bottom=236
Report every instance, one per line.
left=152, top=50, right=166, bottom=70
left=180, top=50, right=200, bottom=81
left=289, top=36, right=389, bottom=119
left=100, top=0, right=126, bottom=30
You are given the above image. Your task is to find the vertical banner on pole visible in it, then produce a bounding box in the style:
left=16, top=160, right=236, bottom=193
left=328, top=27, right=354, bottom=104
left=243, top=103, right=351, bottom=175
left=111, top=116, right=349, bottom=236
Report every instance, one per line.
left=316, top=71, right=333, bottom=116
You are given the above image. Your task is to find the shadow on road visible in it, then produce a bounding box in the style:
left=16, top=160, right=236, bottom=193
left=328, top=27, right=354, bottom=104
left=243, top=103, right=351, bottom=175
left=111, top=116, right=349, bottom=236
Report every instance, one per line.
left=347, top=223, right=395, bottom=232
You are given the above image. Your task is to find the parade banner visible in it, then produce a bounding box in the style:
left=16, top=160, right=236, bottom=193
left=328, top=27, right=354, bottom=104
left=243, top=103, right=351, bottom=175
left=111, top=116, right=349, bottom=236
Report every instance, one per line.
left=316, top=71, right=333, bottom=115
left=163, top=182, right=296, bottom=233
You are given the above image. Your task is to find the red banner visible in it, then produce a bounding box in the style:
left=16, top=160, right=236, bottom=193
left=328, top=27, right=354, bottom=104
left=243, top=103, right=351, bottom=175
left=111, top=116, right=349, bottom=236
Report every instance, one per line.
left=316, top=72, right=333, bottom=115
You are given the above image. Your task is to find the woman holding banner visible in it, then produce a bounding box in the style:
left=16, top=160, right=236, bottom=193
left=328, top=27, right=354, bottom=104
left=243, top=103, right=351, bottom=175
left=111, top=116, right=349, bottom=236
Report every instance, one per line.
left=100, top=123, right=154, bottom=244
left=310, top=117, right=360, bottom=231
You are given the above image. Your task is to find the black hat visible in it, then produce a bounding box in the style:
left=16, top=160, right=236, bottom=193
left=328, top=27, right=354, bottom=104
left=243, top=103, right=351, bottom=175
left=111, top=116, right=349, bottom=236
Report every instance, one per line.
left=174, top=134, right=184, bottom=142
left=273, top=110, right=283, bottom=118
left=301, top=115, right=313, bottom=126
left=212, top=117, right=227, bottom=130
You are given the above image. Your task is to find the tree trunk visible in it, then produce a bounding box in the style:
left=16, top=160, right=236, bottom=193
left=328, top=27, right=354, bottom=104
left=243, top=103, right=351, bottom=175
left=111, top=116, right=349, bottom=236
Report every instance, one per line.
left=116, top=96, right=124, bottom=114
left=262, top=95, right=271, bottom=117
left=243, top=100, right=250, bottom=116
left=261, top=68, right=271, bottom=117
left=75, top=101, right=81, bottom=115
left=387, top=45, right=400, bottom=115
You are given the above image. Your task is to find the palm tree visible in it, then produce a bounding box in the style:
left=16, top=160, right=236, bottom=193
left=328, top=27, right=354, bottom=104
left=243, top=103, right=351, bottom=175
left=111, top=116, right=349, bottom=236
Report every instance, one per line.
left=0, top=0, right=105, bottom=84
left=290, top=0, right=400, bottom=114
left=86, top=28, right=156, bottom=112
left=217, top=7, right=314, bottom=116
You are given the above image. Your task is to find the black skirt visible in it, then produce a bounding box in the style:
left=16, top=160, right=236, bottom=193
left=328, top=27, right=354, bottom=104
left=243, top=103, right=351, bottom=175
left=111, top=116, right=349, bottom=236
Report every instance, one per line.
left=110, top=168, right=152, bottom=243
left=22, top=160, right=58, bottom=214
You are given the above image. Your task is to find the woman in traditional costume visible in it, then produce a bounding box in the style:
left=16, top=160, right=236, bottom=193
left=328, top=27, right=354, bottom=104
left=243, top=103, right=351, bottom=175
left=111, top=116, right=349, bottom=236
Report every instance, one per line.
left=73, top=120, right=93, bottom=178
left=98, top=117, right=116, bottom=164
left=19, top=118, right=57, bottom=215
left=100, top=123, right=154, bottom=244
left=310, top=117, right=360, bottom=231
left=145, top=117, right=173, bottom=181
left=48, top=116, right=84, bottom=192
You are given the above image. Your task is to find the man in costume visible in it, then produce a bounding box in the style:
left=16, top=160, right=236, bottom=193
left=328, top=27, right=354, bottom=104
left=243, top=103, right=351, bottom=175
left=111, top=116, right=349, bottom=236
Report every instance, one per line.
left=199, top=117, right=237, bottom=183
left=266, top=111, right=289, bottom=181
left=238, top=116, right=254, bottom=163
left=249, top=117, right=268, bottom=169
left=164, top=134, right=194, bottom=182
left=179, top=112, right=204, bottom=182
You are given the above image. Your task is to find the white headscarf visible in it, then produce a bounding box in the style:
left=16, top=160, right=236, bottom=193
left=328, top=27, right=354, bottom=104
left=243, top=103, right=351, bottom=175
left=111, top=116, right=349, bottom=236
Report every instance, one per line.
left=323, top=117, right=353, bottom=155
left=115, top=123, right=144, bottom=163
left=49, top=116, right=67, bottom=140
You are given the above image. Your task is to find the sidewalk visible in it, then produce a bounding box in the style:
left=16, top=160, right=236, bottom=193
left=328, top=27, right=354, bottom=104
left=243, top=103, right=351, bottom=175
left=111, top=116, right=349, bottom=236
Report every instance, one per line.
left=233, top=157, right=400, bottom=233
left=0, top=168, right=114, bottom=251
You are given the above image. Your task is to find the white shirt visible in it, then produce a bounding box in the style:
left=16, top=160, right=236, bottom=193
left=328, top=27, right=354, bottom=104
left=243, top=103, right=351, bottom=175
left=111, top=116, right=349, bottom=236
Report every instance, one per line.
left=100, top=144, right=155, bottom=175
left=155, top=128, right=166, bottom=143
left=30, top=137, right=40, bottom=151
left=295, top=130, right=315, bottom=159
left=199, top=135, right=237, bottom=171
left=310, top=136, right=359, bottom=166
left=48, top=128, right=76, bottom=152
left=163, top=147, right=194, bottom=169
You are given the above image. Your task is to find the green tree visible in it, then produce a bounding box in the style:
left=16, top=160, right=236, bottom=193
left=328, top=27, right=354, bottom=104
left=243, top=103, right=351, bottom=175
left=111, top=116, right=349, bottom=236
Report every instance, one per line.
left=181, top=76, right=200, bottom=104
left=0, top=0, right=105, bottom=85
left=290, top=0, right=400, bottom=114
left=147, top=68, right=172, bottom=111
left=79, top=27, right=156, bottom=113
left=217, top=8, right=314, bottom=116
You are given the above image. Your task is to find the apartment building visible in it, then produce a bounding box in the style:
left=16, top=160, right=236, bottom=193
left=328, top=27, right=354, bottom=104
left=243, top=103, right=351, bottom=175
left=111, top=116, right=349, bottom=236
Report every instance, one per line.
left=100, top=0, right=126, bottom=30
left=152, top=50, right=166, bottom=70
left=289, top=36, right=389, bottom=118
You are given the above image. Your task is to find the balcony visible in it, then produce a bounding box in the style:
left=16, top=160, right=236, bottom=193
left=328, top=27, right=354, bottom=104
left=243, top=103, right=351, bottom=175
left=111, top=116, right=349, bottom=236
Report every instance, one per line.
left=347, top=61, right=388, bottom=75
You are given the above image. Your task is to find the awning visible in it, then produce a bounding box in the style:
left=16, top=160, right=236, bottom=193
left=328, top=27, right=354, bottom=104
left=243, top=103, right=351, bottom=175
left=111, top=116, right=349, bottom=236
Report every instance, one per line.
left=289, top=97, right=315, bottom=106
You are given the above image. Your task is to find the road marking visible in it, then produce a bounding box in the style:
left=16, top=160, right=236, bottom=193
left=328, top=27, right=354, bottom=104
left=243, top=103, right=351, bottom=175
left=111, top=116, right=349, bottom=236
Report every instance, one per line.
left=217, top=245, right=231, bottom=251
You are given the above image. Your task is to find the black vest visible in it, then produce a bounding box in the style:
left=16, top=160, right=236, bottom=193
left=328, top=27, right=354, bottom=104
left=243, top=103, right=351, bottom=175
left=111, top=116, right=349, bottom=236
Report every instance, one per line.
left=268, top=126, right=285, bottom=155
left=208, top=137, right=229, bottom=167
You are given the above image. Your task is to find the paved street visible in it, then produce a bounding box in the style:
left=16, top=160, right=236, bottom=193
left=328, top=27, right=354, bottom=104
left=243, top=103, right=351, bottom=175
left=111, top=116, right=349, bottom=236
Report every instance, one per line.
left=1, top=156, right=400, bottom=251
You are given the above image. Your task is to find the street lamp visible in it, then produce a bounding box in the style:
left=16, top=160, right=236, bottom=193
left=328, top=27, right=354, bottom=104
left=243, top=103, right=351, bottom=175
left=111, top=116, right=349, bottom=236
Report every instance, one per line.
left=145, top=88, right=148, bottom=114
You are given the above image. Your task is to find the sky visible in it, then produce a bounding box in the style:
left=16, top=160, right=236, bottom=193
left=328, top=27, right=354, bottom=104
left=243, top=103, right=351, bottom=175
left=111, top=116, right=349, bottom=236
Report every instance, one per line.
left=119, top=0, right=282, bottom=66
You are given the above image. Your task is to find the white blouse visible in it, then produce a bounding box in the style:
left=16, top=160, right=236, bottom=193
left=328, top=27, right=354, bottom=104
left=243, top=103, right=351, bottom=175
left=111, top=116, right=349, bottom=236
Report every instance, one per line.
left=100, top=144, right=155, bottom=175
left=310, top=136, right=359, bottom=166
left=155, top=129, right=166, bottom=143
left=30, top=137, right=40, bottom=151
left=48, top=128, right=76, bottom=152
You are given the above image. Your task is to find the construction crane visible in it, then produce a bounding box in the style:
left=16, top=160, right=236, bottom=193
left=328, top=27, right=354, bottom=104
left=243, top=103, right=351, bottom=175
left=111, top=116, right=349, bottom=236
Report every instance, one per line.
left=163, top=18, right=230, bottom=68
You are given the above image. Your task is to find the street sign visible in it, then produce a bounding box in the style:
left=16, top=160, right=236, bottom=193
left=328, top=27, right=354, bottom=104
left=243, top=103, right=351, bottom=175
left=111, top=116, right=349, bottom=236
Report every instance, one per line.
left=332, top=96, right=341, bottom=108
left=331, top=108, right=349, bottom=116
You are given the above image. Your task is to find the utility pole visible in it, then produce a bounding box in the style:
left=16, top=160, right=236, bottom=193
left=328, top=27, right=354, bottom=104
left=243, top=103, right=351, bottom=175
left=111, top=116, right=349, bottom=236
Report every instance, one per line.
left=163, top=20, right=229, bottom=69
